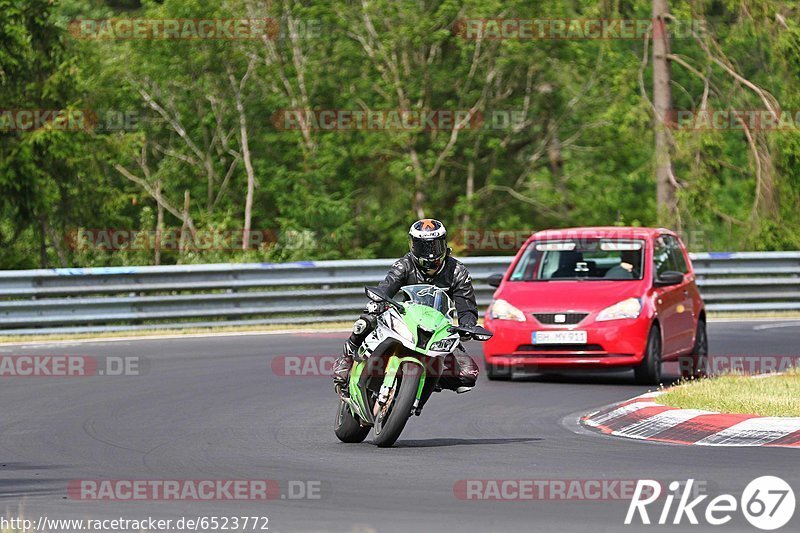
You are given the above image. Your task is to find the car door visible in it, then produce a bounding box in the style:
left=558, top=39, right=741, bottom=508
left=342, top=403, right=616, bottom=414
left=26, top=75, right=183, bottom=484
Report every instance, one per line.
left=666, top=236, right=696, bottom=353
left=652, top=235, right=684, bottom=357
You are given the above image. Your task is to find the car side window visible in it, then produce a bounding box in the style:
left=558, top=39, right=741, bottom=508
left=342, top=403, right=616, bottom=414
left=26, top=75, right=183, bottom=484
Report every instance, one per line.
left=667, top=237, right=689, bottom=274
left=653, top=236, right=674, bottom=278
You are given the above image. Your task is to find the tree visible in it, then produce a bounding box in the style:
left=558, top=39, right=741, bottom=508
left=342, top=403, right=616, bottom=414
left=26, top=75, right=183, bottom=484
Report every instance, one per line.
left=652, top=0, right=678, bottom=227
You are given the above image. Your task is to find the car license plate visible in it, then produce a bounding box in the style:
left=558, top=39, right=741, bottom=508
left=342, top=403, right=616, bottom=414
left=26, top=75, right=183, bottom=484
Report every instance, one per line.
left=532, top=330, right=587, bottom=344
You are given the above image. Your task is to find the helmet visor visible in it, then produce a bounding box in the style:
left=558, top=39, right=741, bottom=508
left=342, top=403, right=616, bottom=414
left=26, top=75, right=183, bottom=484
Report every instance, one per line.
left=410, top=236, right=447, bottom=261
left=410, top=236, right=447, bottom=274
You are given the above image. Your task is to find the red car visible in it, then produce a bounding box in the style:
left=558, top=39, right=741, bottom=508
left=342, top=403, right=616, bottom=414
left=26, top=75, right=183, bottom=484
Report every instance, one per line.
left=482, top=227, right=707, bottom=384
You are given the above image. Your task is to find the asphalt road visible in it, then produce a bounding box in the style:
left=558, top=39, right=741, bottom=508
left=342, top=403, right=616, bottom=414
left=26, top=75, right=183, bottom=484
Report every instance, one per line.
left=0, top=320, right=798, bottom=532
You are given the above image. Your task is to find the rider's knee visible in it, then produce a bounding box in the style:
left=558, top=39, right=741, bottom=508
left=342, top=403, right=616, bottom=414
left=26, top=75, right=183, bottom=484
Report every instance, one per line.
left=352, top=318, right=369, bottom=335
left=349, top=315, right=375, bottom=346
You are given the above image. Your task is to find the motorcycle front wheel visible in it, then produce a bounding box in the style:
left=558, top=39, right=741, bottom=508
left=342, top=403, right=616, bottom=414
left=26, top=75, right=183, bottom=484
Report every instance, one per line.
left=373, top=362, right=421, bottom=448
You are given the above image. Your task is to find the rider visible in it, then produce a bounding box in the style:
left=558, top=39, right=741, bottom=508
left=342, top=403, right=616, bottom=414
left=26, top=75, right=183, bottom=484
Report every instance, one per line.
left=332, top=219, right=480, bottom=393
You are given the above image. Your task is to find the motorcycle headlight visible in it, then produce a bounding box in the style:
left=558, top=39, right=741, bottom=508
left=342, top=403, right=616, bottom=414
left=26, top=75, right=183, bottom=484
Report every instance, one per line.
left=389, top=314, right=414, bottom=342
left=596, top=298, right=642, bottom=321
left=429, top=338, right=457, bottom=352
left=489, top=299, right=526, bottom=322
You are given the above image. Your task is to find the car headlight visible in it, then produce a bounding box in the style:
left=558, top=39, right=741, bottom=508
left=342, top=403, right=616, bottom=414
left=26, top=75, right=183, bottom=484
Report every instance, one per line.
left=489, top=299, right=526, bottom=322
left=389, top=314, right=414, bottom=342
left=429, top=338, right=457, bottom=352
left=596, top=298, right=642, bottom=321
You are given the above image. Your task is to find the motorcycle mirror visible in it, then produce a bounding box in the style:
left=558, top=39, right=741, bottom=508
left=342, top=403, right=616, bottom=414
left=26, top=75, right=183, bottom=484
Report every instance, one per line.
left=364, top=286, right=405, bottom=314
left=447, top=325, right=493, bottom=341
left=471, top=325, right=493, bottom=341
left=365, top=286, right=385, bottom=302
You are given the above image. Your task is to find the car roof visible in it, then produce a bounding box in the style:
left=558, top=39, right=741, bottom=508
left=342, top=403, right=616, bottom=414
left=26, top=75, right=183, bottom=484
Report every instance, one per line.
left=528, top=226, right=676, bottom=242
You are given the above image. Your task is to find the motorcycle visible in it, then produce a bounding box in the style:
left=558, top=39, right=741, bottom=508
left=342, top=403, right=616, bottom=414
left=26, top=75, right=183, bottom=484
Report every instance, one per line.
left=334, top=284, right=493, bottom=447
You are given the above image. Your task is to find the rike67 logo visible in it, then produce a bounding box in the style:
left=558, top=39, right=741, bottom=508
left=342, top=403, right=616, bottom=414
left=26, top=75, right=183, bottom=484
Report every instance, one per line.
left=626, top=477, right=795, bottom=530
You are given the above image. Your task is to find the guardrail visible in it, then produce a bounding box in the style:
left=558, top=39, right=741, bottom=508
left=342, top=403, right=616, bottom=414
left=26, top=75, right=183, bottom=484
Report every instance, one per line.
left=0, top=252, right=797, bottom=335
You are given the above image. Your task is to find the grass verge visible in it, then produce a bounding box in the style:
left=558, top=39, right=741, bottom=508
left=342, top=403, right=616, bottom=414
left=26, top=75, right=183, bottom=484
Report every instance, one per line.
left=656, top=368, right=800, bottom=417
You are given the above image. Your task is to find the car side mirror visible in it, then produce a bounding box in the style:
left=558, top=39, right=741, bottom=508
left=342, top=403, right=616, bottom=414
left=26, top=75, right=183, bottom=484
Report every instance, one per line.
left=655, top=271, right=684, bottom=287
left=487, top=273, right=503, bottom=288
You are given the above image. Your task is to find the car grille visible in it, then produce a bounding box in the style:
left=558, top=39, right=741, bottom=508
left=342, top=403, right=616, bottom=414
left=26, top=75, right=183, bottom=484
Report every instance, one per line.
left=532, top=312, right=588, bottom=325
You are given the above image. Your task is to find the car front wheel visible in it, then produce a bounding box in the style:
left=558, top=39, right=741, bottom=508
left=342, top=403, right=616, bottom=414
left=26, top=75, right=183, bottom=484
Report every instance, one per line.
left=634, top=325, right=663, bottom=385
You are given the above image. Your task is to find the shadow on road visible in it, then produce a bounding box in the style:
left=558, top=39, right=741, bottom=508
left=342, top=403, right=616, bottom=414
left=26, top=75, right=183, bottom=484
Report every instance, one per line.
left=0, top=479, right=65, bottom=499
left=505, top=372, right=681, bottom=387
left=0, top=462, right=67, bottom=499
left=395, top=437, right=542, bottom=448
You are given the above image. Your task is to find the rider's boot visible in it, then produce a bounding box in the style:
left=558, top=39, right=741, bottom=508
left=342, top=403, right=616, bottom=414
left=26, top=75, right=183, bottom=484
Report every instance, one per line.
left=333, top=314, right=375, bottom=387
left=332, top=338, right=358, bottom=386
left=451, top=351, right=479, bottom=393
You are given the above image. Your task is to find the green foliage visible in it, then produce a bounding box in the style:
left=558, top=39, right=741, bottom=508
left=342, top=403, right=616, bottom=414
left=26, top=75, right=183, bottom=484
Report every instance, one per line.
left=2, top=0, right=799, bottom=269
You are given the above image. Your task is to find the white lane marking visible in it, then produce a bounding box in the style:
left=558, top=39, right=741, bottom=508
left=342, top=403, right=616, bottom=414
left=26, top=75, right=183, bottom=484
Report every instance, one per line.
left=584, top=401, right=660, bottom=427
left=0, top=328, right=350, bottom=348
left=752, top=321, right=800, bottom=331
left=711, top=318, right=800, bottom=324
left=695, top=417, right=800, bottom=446
left=614, top=409, right=709, bottom=439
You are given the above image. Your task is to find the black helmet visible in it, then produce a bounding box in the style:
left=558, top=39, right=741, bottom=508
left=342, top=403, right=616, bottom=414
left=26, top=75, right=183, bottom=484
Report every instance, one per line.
left=408, top=219, right=448, bottom=276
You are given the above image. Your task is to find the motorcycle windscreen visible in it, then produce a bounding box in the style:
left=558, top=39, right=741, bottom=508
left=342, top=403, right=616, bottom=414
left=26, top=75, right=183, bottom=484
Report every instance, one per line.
left=398, top=284, right=455, bottom=321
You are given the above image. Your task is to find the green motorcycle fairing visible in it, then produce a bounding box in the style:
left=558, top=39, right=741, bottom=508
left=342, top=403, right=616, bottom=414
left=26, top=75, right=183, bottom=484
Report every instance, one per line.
left=345, top=298, right=459, bottom=426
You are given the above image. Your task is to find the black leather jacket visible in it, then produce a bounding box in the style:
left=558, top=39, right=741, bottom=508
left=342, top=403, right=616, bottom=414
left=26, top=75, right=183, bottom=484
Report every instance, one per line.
left=377, top=252, right=478, bottom=327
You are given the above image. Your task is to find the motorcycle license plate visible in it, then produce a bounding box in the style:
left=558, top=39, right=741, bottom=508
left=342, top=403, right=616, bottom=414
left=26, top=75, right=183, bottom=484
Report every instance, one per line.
left=532, top=330, right=587, bottom=344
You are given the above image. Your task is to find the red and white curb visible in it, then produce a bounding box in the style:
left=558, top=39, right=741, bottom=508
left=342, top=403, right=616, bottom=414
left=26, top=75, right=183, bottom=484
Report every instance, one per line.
left=581, top=391, right=800, bottom=448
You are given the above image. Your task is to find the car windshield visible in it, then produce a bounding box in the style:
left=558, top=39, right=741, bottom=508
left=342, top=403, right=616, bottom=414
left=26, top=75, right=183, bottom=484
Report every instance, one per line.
left=509, top=239, right=645, bottom=281
left=397, top=284, right=456, bottom=322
